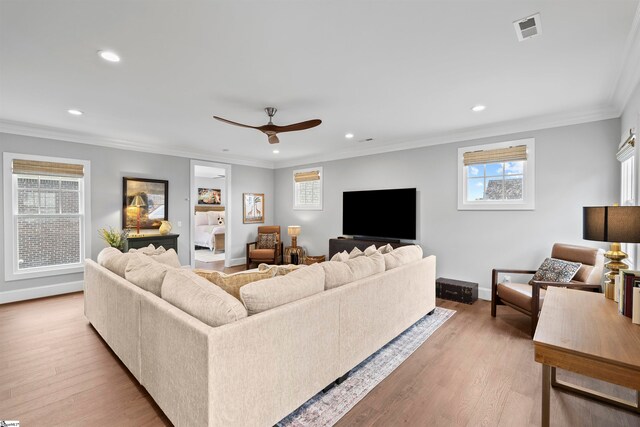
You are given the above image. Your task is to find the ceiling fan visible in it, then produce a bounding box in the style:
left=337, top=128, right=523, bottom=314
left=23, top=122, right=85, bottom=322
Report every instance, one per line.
left=213, top=107, right=321, bottom=144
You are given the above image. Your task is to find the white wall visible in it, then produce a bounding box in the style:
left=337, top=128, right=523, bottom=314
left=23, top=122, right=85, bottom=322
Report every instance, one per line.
left=228, top=164, right=275, bottom=265
left=274, top=119, right=620, bottom=299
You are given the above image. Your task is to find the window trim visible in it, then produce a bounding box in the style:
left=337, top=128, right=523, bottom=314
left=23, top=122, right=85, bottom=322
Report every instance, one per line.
left=3, top=152, right=92, bottom=282
left=457, top=138, right=535, bottom=210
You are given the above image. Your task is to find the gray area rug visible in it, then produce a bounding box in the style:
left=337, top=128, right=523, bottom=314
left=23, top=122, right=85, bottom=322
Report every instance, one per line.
left=277, top=307, right=456, bottom=427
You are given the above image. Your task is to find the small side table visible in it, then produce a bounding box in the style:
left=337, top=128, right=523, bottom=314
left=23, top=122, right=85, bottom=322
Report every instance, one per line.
left=303, top=255, right=326, bottom=265
left=284, top=246, right=305, bottom=264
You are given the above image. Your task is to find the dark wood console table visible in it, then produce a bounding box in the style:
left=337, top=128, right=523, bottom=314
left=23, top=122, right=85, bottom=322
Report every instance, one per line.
left=329, top=238, right=410, bottom=258
left=124, top=233, right=179, bottom=253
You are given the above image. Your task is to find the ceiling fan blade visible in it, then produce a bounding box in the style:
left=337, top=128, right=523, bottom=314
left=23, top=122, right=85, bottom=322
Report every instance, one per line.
left=213, top=116, right=259, bottom=129
left=268, top=134, right=280, bottom=144
left=258, top=119, right=322, bottom=134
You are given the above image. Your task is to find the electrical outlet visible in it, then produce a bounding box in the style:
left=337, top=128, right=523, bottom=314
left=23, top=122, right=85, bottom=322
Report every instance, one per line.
left=177, top=221, right=182, bottom=227
left=504, top=275, right=511, bottom=284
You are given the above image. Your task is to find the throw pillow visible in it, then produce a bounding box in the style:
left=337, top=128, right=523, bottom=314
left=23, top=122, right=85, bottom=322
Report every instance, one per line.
left=161, top=269, right=247, bottom=327
left=195, top=211, right=208, bottom=226
left=128, top=244, right=166, bottom=255
left=383, top=245, right=423, bottom=270
left=364, top=244, right=377, bottom=256
left=240, top=264, right=325, bottom=315
left=207, top=211, right=220, bottom=225
left=348, top=247, right=364, bottom=259
left=149, top=248, right=181, bottom=268
left=125, top=253, right=172, bottom=296
left=529, top=258, right=582, bottom=285
left=257, top=233, right=277, bottom=249
left=377, top=243, right=393, bottom=254
left=322, top=251, right=385, bottom=290
left=195, top=268, right=277, bottom=300
left=330, top=250, right=349, bottom=262
left=97, top=247, right=136, bottom=278
left=258, top=263, right=306, bottom=276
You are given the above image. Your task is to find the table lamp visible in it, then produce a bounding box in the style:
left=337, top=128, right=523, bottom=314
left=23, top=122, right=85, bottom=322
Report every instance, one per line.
left=288, top=225, right=301, bottom=248
left=130, top=195, right=146, bottom=235
left=583, top=206, right=640, bottom=299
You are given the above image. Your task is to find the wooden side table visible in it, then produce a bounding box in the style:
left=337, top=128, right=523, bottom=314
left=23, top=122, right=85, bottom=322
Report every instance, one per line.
left=284, top=246, right=305, bottom=264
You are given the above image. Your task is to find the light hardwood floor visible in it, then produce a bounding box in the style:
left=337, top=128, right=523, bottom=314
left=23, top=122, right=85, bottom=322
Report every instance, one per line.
left=0, top=293, right=638, bottom=426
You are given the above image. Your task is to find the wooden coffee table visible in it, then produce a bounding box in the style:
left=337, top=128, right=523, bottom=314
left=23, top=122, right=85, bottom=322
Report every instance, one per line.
left=533, top=287, right=640, bottom=426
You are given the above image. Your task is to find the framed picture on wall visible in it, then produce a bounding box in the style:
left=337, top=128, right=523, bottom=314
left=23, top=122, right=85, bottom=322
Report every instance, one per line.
left=293, top=166, right=323, bottom=210
left=198, top=188, right=221, bottom=205
left=122, top=177, right=169, bottom=229
left=243, top=193, right=264, bottom=224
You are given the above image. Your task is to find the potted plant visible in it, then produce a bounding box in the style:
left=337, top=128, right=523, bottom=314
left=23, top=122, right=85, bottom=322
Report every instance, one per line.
left=98, top=227, right=130, bottom=251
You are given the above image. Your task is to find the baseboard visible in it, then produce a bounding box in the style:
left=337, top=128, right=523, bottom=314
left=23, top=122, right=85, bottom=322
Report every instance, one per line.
left=227, top=257, right=246, bottom=267
left=478, top=287, right=491, bottom=301
left=0, top=280, right=83, bottom=304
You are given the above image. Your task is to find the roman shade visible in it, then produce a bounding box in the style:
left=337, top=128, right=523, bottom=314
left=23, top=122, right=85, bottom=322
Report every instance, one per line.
left=463, top=145, right=527, bottom=166
left=294, top=170, right=320, bottom=182
left=12, top=159, right=85, bottom=177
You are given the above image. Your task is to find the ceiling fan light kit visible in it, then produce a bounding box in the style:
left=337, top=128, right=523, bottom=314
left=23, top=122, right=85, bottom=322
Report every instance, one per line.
left=213, top=107, right=321, bottom=144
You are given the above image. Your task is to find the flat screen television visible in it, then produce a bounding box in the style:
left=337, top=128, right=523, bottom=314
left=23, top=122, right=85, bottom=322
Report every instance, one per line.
left=343, top=188, right=416, bottom=240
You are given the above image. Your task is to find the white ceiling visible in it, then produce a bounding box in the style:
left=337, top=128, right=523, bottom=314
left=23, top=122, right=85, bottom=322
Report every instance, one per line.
left=1, top=1, right=639, bottom=168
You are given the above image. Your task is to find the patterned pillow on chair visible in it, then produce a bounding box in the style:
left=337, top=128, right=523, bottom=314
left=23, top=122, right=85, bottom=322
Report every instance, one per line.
left=529, top=257, right=581, bottom=285
left=257, top=233, right=277, bottom=249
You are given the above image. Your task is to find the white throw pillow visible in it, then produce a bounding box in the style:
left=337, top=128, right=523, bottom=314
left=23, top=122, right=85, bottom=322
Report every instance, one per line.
left=377, top=243, right=394, bottom=254
left=240, top=264, right=325, bottom=315
left=363, top=244, right=377, bottom=256
left=322, top=252, right=385, bottom=290
left=383, top=245, right=423, bottom=270
left=97, top=247, right=136, bottom=278
left=161, top=269, right=248, bottom=327
left=128, top=244, right=166, bottom=255
left=149, top=248, right=181, bottom=268
left=349, top=247, right=364, bottom=259
left=195, top=211, right=208, bottom=226
left=125, top=253, right=172, bottom=296
left=207, top=211, right=220, bottom=225
left=330, top=250, right=349, bottom=262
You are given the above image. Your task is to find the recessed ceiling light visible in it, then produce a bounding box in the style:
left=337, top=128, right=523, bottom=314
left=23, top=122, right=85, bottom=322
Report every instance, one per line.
left=98, top=50, right=121, bottom=62
left=345, top=133, right=354, bottom=139
left=273, top=150, right=280, bottom=154
left=471, top=105, right=486, bottom=112
left=67, top=109, right=83, bottom=116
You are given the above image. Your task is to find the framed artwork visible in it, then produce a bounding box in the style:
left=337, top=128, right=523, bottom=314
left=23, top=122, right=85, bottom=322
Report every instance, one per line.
left=198, top=188, right=221, bottom=205
left=122, top=177, right=169, bottom=230
left=243, top=193, right=264, bottom=224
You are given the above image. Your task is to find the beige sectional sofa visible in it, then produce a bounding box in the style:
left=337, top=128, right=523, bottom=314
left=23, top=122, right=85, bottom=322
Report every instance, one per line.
left=84, top=245, right=436, bottom=427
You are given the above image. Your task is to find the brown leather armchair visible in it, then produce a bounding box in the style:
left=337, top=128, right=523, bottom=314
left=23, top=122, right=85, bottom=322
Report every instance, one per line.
left=246, top=225, right=283, bottom=269
left=491, top=243, right=605, bottom=337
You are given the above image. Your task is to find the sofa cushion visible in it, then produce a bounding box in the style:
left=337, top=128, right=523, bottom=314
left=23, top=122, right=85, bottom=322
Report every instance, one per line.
left=125, top=253, right=172, bottom=296
left=258, top=263, right=306, bottom=276
left=195, top=267, right=277, bottom=300
left=497, top=282, right=546, bottom=312
left=249, top=248, right=275, bottom=260
left=383, top=245, right=423, bottom=270
left=128, top=244, right=166, bottom=255
left=377, top=243, right=393, bottom=254
left=161, top=269, right=248, bottom=327
left=97, top=247, right=137, bottom=278
left=363, top=244, right=377, bottom=256
left=349, top=247, right=364, bottom=259
left=528, top=257, right=582, bottom=285
left=148, top=248, right=181, bottom=268
left=330, top=250, right=349, bottom=262
left=322, top=251, right=385, bottom=290
left=240, top=264, right=325, bottom=315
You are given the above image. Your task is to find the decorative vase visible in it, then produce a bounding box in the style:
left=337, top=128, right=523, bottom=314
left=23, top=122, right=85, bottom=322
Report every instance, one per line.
left=159, top=221, right=172, bottom=235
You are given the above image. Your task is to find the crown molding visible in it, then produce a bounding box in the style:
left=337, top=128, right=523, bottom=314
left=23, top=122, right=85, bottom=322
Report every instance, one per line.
left=273, top=105, right=619, bottom=169
left=0, top=119, right=275, bottom=169
left=609, top=2, right=640, bottom=114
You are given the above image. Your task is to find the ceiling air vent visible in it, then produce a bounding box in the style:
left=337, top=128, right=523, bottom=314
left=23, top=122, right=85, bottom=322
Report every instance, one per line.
left=513, top=13, right=541, bottom=41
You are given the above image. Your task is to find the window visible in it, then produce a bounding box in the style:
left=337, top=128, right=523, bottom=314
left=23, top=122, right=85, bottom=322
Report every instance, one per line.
left=458, top=138, right=535, bottom=210
left=617, top=132, right=636, bottom=267
left=293, top=166, right=323, bottom=210
left=3, top=153, right=91, bottom=281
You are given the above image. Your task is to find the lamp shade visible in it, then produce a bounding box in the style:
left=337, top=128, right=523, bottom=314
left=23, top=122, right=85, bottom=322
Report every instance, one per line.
left=130, top=195, right=146, bottom=207
left=583, top=206, right=640, bottom=243
left=288, top=225, right=301, bottom=236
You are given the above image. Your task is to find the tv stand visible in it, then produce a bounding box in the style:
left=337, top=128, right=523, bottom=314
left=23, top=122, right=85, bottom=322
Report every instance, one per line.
left=329, top=237, right=411, bottom=258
